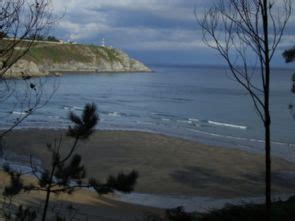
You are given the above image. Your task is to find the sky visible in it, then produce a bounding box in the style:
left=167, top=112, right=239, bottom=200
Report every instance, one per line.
left=50, top=0, right=295, bottom=67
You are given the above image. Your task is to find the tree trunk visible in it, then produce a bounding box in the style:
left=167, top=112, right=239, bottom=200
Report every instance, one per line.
left=41, top=163, right=56, bottom=221
left=41, top=187, right=51, bottom=221
left=262, top=0, right=271, bottom=220
left=265, top=113, right=271, bottom=221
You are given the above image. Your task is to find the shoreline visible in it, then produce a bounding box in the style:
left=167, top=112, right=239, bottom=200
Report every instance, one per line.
left=1, top=128, right=295, bottom=198
left=2, top=69, right=153, bottom=79
left=4, top=126, right=295, bottom=163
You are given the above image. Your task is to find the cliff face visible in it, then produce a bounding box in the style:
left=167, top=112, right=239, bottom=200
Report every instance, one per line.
left=5, top=43, right=151, bottom=78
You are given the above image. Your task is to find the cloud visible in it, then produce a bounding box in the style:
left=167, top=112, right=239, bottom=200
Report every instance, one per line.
left=50, top=0, right=203, bottom=49
left=49, top=0, right=295, bottom=65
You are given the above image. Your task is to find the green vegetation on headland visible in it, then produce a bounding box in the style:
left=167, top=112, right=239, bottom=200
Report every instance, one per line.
left=2, top=40, right=151, bottom=78
left=25, top=44, right=123, bottom=64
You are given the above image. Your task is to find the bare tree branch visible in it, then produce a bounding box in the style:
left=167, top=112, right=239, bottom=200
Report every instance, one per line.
left=199, top=0, right=292, bottom=219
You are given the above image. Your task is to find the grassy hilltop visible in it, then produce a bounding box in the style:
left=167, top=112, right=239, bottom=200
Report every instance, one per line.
left=25, top=43, right=128, bottom=64
left=2, top=40, right=150, bottom=78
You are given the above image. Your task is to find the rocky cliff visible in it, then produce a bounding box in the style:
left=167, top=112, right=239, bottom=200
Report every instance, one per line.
left=5, top=43, right=151, bottom=78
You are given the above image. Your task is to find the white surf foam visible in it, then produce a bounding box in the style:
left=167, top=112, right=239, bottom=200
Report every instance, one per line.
left=108, top=112, right=120, bottom=117
left=63, top=106, right=83, bottom=111
left=208, top=120, right=247, bottom=130
left=11, top=111, right=27, bottom=115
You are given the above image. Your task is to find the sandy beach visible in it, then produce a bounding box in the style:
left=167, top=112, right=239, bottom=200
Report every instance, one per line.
left=0, top=170, right=164, bottom=221
left=2, top=129, right=295, bottom=198
left=0, top=129, right=295, bottom=219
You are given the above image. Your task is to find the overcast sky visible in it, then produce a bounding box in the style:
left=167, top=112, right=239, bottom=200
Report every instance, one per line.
left=50, top=0, right=295, bottom=67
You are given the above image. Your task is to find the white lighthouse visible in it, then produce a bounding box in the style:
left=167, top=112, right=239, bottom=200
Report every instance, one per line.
left=101, top=38, right=105, bottom=47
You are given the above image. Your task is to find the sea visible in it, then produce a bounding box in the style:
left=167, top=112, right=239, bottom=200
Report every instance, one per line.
left=1, top=64, right=295, bottom=160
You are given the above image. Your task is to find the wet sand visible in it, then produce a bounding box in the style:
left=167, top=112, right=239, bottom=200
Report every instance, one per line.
left=2, top=129, right=295, bottom=198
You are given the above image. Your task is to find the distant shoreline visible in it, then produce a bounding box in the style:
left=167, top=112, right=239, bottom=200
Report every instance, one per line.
left=50, top=69, right=155, bottom=75
left=148, top=63, right=295, bottom=71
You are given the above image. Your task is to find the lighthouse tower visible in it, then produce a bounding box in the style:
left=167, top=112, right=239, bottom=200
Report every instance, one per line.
left=101, top=38, right=105, bottom=47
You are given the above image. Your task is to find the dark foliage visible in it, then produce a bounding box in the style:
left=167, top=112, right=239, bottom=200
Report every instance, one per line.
left=67, top=103, right=99, bottom=139
left=166, top=207, right=194, bottom=221
left=145, top=197, right=295, bottom=221
left=0, top=31, right=8, bottom=38
left=26, top=34, right=59, bottom=42
left=26, top=34, right=45, bottom=41
left=2, top=167, right=23, bottom=198
left=15, top=205, right=37, bottom=221
left=37, top=170, right=50, bottom=188
left=47, top=36, right=60, bottom=42
left=144, top=214, right=164, bottom=221
left=291, top=73, right=295, bottom=94
left=55, top=154, right=86, bottom=186
left=197, top=196, right=295, bottom=221
left=55, top=216, right=66, bottom=221
left=89, top=178, right=113, bottom=194
left=283, top=47, right=295, bottom=63
left=89, top=170, right=139, bottom=195
left=106, top=170, right=138, bottom=193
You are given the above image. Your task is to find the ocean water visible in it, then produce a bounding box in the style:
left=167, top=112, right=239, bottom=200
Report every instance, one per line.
left=1, top=64, right=295, bottom=156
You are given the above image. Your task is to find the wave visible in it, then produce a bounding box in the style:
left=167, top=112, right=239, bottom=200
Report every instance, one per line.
left=188, top=118, right=200, bottom=122
left=177, top=119, right=189, bottom=124
left=48, top=115, right=60, bottom=119
left=208, top=120, right=247, bottom=130
left=151, top=113, right=201, bottom=125
left=135, top=120, right=153, bottom=125
left=187, top=128, right=295, bottom=147
left=63, top=106, right=83, bottom=111
left=108, top=111, right=121, bottom=117
left=153, top=114, right=248, bottom=130
left=10, top=111, right=27, bottom=115
left=105, top=111, right=138, bottom=118
left=102, top=111, right=129, bottom=117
